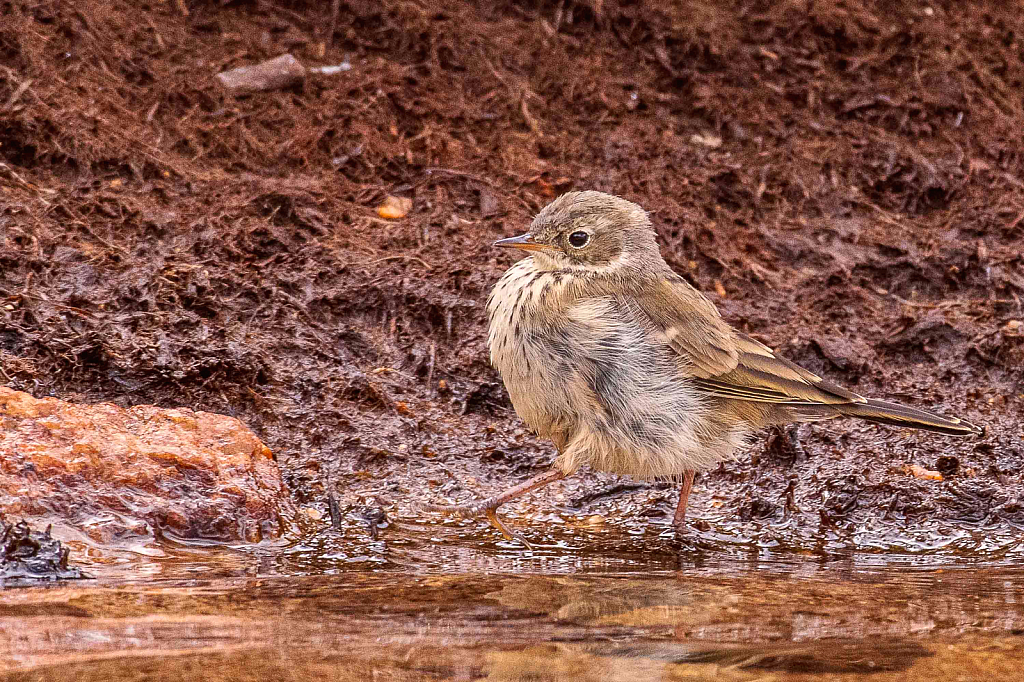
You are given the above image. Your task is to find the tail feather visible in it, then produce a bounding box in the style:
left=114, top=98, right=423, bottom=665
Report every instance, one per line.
left=839, top=398, right=982, bottom=437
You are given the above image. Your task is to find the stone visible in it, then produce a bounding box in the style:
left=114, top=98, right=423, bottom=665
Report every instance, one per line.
left=215, top=54, right=306, bottom=93
left=0, top=388, right=293, bottom=545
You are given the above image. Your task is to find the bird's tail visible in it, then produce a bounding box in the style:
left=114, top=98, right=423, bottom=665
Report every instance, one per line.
left=838, top=398, right=982, bottom=436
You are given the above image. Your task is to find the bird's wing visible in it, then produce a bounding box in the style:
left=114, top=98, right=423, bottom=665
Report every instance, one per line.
left=634, top=275, right=866, bottom=406
left=632, top=274, right=740, bottom=379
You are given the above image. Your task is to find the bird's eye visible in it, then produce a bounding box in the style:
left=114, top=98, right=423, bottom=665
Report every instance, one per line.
left=567, top=231, right=590, bottom=248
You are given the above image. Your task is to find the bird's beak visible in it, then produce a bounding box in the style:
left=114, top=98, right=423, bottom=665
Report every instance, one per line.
left=493, top=233, right=552, bottom=252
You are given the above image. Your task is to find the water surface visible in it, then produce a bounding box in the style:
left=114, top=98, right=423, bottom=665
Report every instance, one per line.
left=2, top=521, right=1023, bottom=681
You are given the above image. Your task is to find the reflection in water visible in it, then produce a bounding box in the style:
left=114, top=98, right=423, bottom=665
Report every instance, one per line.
left=485, top=576, right=696, bottom=621
left=1, top=568, right=1024, bottom=681
left=593, top=640, right=930, bottom=673
left=483, top=639, right=930, bottom=681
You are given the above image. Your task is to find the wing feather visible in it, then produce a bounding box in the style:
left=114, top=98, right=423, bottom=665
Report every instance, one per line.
left=635, top=276, right=739, bottom=379
left=634, top=276, right=866, bottom=406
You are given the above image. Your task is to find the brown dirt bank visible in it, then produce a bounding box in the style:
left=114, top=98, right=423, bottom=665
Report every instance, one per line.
left=1, top=0, right=1022, bottom=558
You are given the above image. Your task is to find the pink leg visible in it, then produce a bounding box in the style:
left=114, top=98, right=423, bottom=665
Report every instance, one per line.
left=672, top=470, right=696, bottom=531
left=420, top=469, right=567, bottom=547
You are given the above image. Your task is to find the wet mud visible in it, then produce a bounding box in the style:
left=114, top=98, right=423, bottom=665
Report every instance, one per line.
left=0, top=519, right=85, bottom=582
left=1, top=2, right=1023, bottom=560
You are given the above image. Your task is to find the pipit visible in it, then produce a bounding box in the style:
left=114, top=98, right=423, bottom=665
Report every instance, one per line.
left=423, top=191, right=981, bottom=544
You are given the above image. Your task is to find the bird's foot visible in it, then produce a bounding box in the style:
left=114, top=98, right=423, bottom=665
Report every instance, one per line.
left=417, top=469, right=567, bottom=549
left=418, top=496, right=534, bottom=549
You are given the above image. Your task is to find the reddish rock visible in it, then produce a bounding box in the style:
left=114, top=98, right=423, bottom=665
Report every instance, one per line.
left=0, top=388, right=293, bottom=544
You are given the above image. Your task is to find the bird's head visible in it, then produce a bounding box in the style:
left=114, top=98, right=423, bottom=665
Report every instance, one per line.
left=494, top=190, right=664, bottom=274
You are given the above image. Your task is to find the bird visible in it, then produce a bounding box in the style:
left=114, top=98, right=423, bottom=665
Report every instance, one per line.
left=421, top=190, right=982, bottom=545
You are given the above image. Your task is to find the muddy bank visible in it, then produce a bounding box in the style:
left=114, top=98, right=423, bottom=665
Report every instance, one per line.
left=1, top=1, right=1022, bottom=560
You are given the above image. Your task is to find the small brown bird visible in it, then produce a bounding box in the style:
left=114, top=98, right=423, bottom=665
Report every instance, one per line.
left=423, top=191, right=981, bottom=544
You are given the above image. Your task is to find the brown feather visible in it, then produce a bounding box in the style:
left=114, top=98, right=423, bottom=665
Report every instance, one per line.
left=638, top=279, right=866, bottom=407
left=824, top=398, right=982, bottom=436
left=634, top=276, right=739, bottom=378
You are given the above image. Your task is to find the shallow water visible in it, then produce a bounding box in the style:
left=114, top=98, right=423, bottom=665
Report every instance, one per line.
left=3, top=520, right=1024, bottom=681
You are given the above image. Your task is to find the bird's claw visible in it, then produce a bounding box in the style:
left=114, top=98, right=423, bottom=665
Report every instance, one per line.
left=485, top=508, right=534, bottom=549
left=418, top=499, right=534, bottom=549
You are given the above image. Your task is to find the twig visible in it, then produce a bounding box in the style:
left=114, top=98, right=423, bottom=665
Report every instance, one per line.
left=569, top=482, right=654, bottom=507
left=552, top=0, right=566, bottom=32
left=79, top=224, right=129, bottom=258
left=424, top=167, right=498, bottom=187
left=0, top=162, right=56, bottom=199
left=264, top=2, right=315, bottom=29
left=3, top=78, right=33, bottom=111
left=364, top=255, right=433, bottom=269
left=888, top=295, right=950, bottom=310
left=327, top=493, right=342, bottom=530
left=887, top=293, right=1017, bottom=309
left=325, top=0, right=341, bottom=50
left=426, top=341, right=436, bottom=394
left=1008, top=207, right=1024, bottom=230
left=857, top=200, right=909, bottom=230
left=16, top=293, right=96, bottom=318
left=146, top=18, right=165, bottom=50
left=519, top=95, right=541, bottom=134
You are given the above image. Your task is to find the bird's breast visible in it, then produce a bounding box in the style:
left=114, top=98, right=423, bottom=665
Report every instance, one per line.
left=486, top=261, right=577, bottom=441
left=487, top=260, right=559, bottom=377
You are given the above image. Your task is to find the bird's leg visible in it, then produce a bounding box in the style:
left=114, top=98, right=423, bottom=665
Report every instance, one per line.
left=672, top=469, right=696, bottom=531
left=420, top=469, right=567, bottom=547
